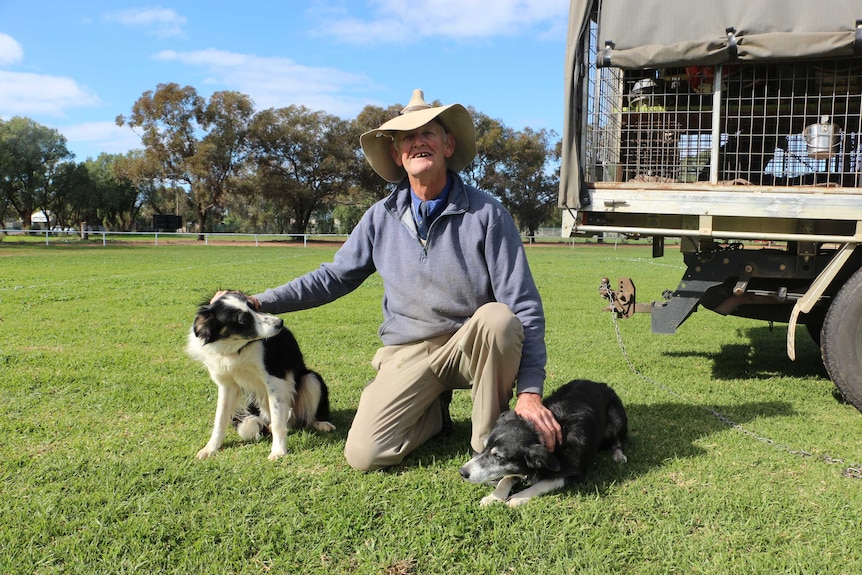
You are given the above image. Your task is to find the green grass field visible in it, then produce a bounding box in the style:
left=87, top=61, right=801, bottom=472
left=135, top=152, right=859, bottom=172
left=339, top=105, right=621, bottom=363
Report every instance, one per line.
left=1, top=242, right=860, bottom=574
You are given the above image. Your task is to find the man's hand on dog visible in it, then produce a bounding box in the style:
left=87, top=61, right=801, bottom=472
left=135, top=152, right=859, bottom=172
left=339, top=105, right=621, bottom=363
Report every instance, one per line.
left=210, top=290, right=261, bottom=310
left=514, top=392, right=562, bottom=451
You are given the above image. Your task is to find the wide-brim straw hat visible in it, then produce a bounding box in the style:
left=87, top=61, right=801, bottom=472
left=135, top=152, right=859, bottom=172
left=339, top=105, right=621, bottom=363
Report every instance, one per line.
left=360, top=89, right=477, bottom=183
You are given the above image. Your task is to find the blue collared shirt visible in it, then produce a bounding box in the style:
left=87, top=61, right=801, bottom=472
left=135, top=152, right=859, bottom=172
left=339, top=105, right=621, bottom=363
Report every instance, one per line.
left=410, top=175, right=452, bottom=238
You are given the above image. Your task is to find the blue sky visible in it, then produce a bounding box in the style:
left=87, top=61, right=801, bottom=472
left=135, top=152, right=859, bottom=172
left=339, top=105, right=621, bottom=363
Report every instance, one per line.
left=0, top=1, right=569, bottom=162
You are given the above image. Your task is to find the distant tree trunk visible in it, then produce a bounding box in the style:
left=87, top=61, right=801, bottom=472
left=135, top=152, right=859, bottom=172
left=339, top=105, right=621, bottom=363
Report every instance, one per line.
left=196, top=202, right=207, bottom=241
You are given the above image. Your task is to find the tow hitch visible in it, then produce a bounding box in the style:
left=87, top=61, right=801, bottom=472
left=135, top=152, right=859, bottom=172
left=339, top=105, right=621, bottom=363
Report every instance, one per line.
left=600, top=278, right=654, bottom=318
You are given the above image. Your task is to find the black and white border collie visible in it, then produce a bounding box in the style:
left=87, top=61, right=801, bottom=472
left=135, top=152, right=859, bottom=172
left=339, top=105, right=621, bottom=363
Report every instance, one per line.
left=186, top=292, right=334, bottom=461
left=459, top=379, right=628, bottom=507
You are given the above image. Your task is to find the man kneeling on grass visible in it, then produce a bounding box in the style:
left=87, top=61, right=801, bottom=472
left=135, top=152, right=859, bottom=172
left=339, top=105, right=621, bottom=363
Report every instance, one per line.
left=217, top=89, right=561, bottom=470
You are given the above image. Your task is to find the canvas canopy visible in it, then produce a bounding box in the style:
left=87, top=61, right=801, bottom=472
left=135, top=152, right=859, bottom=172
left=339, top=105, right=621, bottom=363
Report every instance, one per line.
left=597, top=0, right=861, bottom=69
left=559, top=0, right=862, bottom=209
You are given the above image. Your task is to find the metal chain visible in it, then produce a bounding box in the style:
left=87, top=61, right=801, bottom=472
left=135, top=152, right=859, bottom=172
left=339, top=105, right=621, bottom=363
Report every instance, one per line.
left=606, top=290, right=862, bottom=480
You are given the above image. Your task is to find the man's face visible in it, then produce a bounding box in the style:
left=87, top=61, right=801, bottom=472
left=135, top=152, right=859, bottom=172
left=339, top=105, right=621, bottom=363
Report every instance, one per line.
left=389, top=121, right=455, bottom=181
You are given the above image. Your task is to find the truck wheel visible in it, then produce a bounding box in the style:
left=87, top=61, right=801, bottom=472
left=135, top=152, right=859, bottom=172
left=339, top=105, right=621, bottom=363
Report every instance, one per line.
left=821, top=267, right=862, bottom=412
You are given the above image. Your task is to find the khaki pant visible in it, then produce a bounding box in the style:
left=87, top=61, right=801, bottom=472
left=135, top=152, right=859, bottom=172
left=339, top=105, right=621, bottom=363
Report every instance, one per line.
left=344, top=302, right=524, bottom=471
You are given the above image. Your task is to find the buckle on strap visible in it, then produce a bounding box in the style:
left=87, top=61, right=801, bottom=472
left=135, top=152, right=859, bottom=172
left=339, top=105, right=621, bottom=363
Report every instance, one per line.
left=725, top=27, right=738, bottom=60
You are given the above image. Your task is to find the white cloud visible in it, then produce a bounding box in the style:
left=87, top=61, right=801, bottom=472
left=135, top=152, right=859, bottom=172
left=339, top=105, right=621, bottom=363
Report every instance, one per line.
left=313, top=0, right=568, bottom=43
left=104, top=7, right=187, bottom=38
left=59, top=121, right=143, bottom=159
left=0, top=34, right=100, bottom=118
left=0, top=70, right=100, bottom=118
left=0, top=33, right=24, bottom=66
left=154, top=49, right=376, bottom=116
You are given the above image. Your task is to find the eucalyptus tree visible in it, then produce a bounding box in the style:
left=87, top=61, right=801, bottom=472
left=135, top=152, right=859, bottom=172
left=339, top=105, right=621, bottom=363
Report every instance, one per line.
left=247, top=105, right=359, bottom=234
left=464, top=109, right=513, bottom=194
left=75, top=153, right=147, bottom=231
left=483, top=127, right=561, bottom=236
left=110, top=149, right=185, bottom=226
left=48, top=161, right=91, bottom=230
left=0, top=116, right=74, bottom=228
left=116, top=83, right=254, bottom=237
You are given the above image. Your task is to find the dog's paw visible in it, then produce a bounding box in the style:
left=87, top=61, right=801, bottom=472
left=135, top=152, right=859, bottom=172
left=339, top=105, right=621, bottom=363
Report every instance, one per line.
left=268, top=448, right=288, bottom=461
left=312, top=421, right=336, bottom=433
left=506, top=495, right=531, bottom=508
left=196, top=447, right=217, bottom=460
left=480, top=494, right=506, bottom=507
left=612, top=448, right=628, bottom=464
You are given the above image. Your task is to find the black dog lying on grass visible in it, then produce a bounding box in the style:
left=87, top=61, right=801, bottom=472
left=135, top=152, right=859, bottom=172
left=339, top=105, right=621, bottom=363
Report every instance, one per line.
left=459, top=379, right=628, bottom=507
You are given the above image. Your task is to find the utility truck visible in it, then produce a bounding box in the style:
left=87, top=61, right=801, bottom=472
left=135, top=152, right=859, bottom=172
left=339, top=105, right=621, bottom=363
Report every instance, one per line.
left=560, top=0, right=862, bottom=411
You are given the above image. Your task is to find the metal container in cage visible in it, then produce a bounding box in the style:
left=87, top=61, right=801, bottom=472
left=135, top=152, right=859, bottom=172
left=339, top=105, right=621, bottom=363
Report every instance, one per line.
left=804, top=116, right=842, bottom=159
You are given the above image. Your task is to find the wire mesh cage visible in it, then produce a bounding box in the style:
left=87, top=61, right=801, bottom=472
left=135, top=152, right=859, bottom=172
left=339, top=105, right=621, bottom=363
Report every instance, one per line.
left=585, top=27, right=862, bottom=189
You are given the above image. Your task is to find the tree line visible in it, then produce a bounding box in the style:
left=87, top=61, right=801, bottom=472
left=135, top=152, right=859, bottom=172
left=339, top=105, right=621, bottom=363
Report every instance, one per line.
left=1, top=83, right=561, bottom=237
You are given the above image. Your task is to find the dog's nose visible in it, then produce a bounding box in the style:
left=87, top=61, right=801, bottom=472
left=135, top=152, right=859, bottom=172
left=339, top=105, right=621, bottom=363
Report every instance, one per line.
left=459, top=466, right=470, bottom=479
left=274, top=317, right=284, bottom=329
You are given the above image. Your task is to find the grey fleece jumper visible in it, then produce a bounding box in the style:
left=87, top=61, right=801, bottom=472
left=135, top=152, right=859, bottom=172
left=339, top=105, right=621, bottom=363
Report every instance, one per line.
left=254, top=172, right=547, bottom=395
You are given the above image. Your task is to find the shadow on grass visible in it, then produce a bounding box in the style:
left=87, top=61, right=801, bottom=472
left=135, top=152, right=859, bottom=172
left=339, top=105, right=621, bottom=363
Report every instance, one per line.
left=610, top=400, right=795, bottom=479
left=208, top=408, right=356, bottom=455
left=394, top=399, right=796, bottom=496
left=666, top=325, right=828, bottom=380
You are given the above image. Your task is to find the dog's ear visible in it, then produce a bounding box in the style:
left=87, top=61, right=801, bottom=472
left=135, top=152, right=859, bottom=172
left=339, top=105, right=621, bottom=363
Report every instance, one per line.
left=193, top=311, right=216, bottom=343
left=526, top=443, right=561, bottom=472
